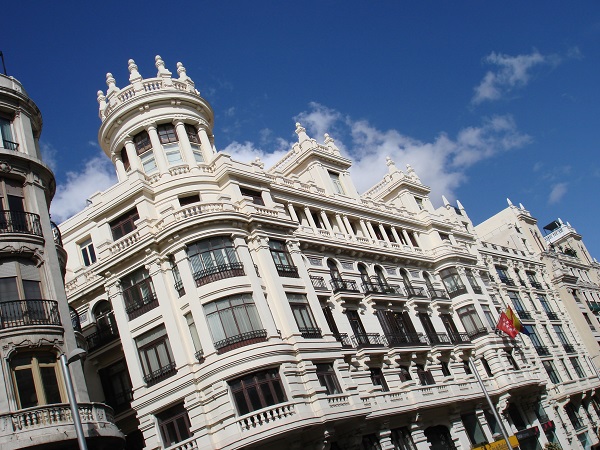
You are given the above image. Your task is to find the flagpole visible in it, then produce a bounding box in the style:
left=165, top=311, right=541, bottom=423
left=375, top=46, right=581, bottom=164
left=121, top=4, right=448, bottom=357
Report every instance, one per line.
left=468, top=356, right=519, bottom=450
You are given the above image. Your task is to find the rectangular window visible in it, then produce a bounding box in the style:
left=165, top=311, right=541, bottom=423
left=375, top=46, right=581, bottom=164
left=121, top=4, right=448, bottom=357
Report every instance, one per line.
left=229, top=368, right=287, bottom=416
left=204, top=294, right=265, bottom=353
left=136, top=326, right=176, bottom=386
left=571, top=358, right=586, bottom=378
left=440, top=268, right=466, bottom=298
left=240, top=187, right=265, bottom=206
left=179, top=194, right=200, bottom=206
left=329, top=171, right=345, bottom=195
left=416, top=364, right=435, bottom=385
left=457, top=304, right=486, bottom=338
left=121, top=268, right=157, bottom=320
left=543, top=360, right=561, bottom=384
left=185, top=124, right=205, bottom=163
left=315, top=363, right=342, bottom=395
left=11, top=352, right=64, bottom=408
left=79, top=238, right=97, bottom=267
left=99, top=360, right=133, bottom=413
left=134, top=131, right=157, bottom=174
left=461, top=413, right=487, bottom=446
left=0, top=117, right=17, bottom=150
left=391, top=427, right=417, bottom=450
left=110, top=208, right=139, bottom=241
left=369, top=367, right=389, bottom=391
left=465, top=269, right=482, bottom=293
left=169, top=256, right=185, bottom=297
left=414, top=197, right=424, bottom=210
left=495, top=266, right=514, bottom=285
left=399, top=365, right=412, bottom=382
left=287, top=293, right=321, bottom=338
left=481, top=305, right=496, bottom=330
left=158, top=124, right=182, bottom=165
left=269, top=240, right=299, bottom=277
left=157, top=403, right=191, bottom=447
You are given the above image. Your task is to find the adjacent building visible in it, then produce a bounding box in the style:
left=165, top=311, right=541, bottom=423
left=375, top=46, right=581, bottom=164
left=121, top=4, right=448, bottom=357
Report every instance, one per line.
left=57, top=56, right=600, bottom=450
left=0, top=73, right=123, bottom=448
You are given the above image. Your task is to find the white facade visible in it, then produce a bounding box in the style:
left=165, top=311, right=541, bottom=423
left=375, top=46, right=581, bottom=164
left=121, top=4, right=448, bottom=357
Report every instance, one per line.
left=59, top=57, right=600, bottom=450
left=0, top=74, right=123, bottom=449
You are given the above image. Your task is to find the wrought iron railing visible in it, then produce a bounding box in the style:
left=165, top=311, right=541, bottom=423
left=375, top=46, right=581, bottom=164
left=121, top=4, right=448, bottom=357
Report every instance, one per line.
left=498, top=275, right=515, bottom=286
left=143, top=362, right=177, bottom=386
left=385, top=332, right=427, bottom=347
left=405, top=286, right=427, bottom=298
left=0, top=210, right=42, bottom=236
left=86, top=326, right=120, bottom=352
left=426, top=332, right=452, bottom=345
left=530, top=281, right=543, bottom=289
left=70, top=307, right=82, bottom=332
left=448, top=332, right=471, bottom=344
left=362, top=282, right=402, bottom=295
left=534, top=345, right=551, bottom=356
left=195, top=350, right=205, bottom=362
left=333, top=332, right=353, bottom=348
left=428, top=289, right=449, bottom=299
left=2, top=139, right=18, bottom=151
left=351, top=333, right=385, bottom=348
left=330, top=278, right=360, bottom=293
left=174, top=279, right=185, bottom=297
left=472, top=286, right=483, bottom=294
left=562, top=343, right=576, bottom=354
left=516, top=310, right=533, bottom=320
left=0, top=299, right=61, bottom=329
left=299, top=327, right=322, bottom=338
left=50, top=221, right=63, bottom=246
left=310, top=276, right=328, bottom=290
left=467, top=327, right=489, bottom=339
left=546, top=311, right=560, bottom=320
left=214, top=329, right=268, bottom=354
left=193, top=262, right=245, bottom=286
left=124, top=291, right=158, bottom=320
left=275, top=264, right=300, bottom=278
left=446, top=285, right=468, bottom=299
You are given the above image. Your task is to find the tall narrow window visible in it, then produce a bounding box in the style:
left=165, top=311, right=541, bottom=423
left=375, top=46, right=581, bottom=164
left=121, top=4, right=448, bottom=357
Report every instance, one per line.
left=0, top=117, right=17, bottom=150
left=414, top=197, right=424, bottom=210
left=288, top=293, right=321, bottom=338
left=229, top=368, right=287, bottom=415
left=99, top=360, right=133, bottom=413
left=185, top=313, right=203, bottom=361
left=315, top=363, right=342, bottom=395
left=269, top=240, right=299, bottom=277
left=543, top=360, right=561, bottom=384
left=109, top=208, right=139, bottom=241
left=416, top=364, right=435, bottom=385
left=369, top=367, right=389, bottom=391
left=461, top=413, right=487, bottom=447
left=169, top=256, right=185, bottom=297
left=79, top=238, right=97, bottom=266
left=440, top=268, right=466, bottom=298
left=120, top=147, right=130, bottom=171
left=465, top=269, right=482, bottom=293
left=133, top=130, right=157, bottom=174
left=158, top=124, right=182, bottom=165
left=10, top=352, right=64, bottom=408
left=157, top=403, right=191, bottom=446
left=185, top=124, right=204, bottom=163
left=329, top=171, right=345, bottom=195
left=136, top=326, right=176, bottom=386
left=187, top=236, right=244, bottom=286
left=121, top=268, right=157, bottom=320
left=0, top=177, right=37, bottom=235
left=204, top=294, right=266, bottom=353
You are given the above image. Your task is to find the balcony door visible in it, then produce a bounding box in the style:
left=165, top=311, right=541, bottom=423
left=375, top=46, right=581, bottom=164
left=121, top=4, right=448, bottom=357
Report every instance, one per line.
left=347, top=309, right=367, bottom=344
left=0, top=178, right=27, bottom=232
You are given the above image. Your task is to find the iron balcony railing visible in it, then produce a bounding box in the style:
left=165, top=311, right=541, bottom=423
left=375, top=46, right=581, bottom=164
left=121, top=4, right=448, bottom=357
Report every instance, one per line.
left=428, top=289, right=449, bottom=300
left=516, top=310, right=533, bottom=321
left=330, top=278, right=360, bottom=293
left=405, top=286, right=427, bottom=298
left=426, top=332, right=452, bottom=346
left=193, top=262, right=245, bottom=287
left=362, top=282, right=402, bottom=295
left=70, top=307, right=82, bottom=332
left=86, top=326, right=120, bottom=353
left=385, top=332, right=427, bottom=347
left=467, top=327, right=490, bottom=339
left=310, top=276, right=328, bottom=290
left=174, top=279, right=185, bottom=297
left=0, top=211, right=42, bottom=236
left=472, top=285, right=483, bottom=294
left=333, top=332, right=353, bottom=348
left=195, top=350, right=205, bottom=362
left=124, top=291, right=159, bottom=321
left=299, top=327, right=322, bottom=338
left=51, top=221, right=63, bottom=246
left=448, top=332, right=471, bottom=344
left=2, top=139, right=18, bottom=151
left=106, top=389, right=133, bottom=414
left=275, top=264, right=300, bottom=278
left=534, top=345, right=551, bottom=356
left=546, top=311, right=560, bottom=321
left=143, top=362, right=177, bottom=386
left=214, top=329, right=267, bottom=354
left=530, top=281, right=543, bottom=289
left=498, top=275, right=515, bottom=286
left=351, top=333, right=385, bottom=348
left=0, top=299, right=61, bottom=329
left=446, top=285, right=468, bottom=299
left=562, top=343, right=576, bottom=354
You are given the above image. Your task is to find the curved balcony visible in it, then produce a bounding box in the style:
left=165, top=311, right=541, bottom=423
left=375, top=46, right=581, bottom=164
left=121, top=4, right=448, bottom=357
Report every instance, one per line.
left=86, top=325, right=120, bottom=353
left=275, top=264, right=300, bottom=278
left=214, top=329, right=268, bottom=354
left=0, top=210, right=42, bottom=236
left=51, top=221, right=63, bottom=246
left=193, top=262, right=245, bottom=287
left=144, top=362, right=177, bottom=386
left=0, top=299, right=61, bottom=329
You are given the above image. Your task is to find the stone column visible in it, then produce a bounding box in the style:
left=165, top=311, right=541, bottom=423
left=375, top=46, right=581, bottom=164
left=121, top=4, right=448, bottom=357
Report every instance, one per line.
left=391, top=227, right=402, bottom=244
left=334, top=214, right=347, bottom=235
left=402, top=229, right=413, bottom=247
left=147, top=125, right=169, bottom=173
left=360, top=220, right=372, bottom=239
left=174, top=120, right=197, bottom=169
left=305, top=207, right=318, bottom=230
left=124, top=139, right=142, bottom=172
left=378, top=224, right=390, bottom=243
left=341, top=215, right=354, bottom=237
left=287, top=203, right=299, bottom=222
left=320, top=211, right=333, bottom=233
left=198, top=127, right=214, bottom=159
left=366, top=221, right=378, bottom=240
left=112, top=151, right=127, bottom=181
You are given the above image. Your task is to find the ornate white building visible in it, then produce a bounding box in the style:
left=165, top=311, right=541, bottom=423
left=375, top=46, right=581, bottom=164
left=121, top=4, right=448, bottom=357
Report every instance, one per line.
left=0, top=74, right=123, bottom=448
left=58, top=56, right=600, bottom=450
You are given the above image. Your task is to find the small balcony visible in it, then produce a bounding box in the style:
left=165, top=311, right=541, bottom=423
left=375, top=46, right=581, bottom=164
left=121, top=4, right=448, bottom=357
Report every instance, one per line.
left=516, top=310, right=533, bottom=321
left=1, top=139, right=19, bottom=151
left=310, top=276, right=328, bottom=290
left=0, top=210, right=42, bottom=236
left=385, top=332, right=428, bottom=347
left=446, top=286, right=468, bottom=299
left=299, top=327, right=322, bottom=339
left=428, top=289, right=449, bottom=300
left=143, top=362, right=177, bottom=386
left=275, top=264, right=300, bottom=278
left=426, top=332, right=452, bottom=346
left=214, top=329, right=268, bottom=354
left=124, top=291, right=159, bottom=321
left=333, top=332, right=353, bottom=348
left=448, top=332, right=471, bottom=345
left=546, top=311, right=560, bottom=321
left=351, top=333, right=385, bottom=349
left=195, top=350, right=205, bottom=362
left=562, top=343, right=576, bottom=354
left=498, top=275, right=515, bottom=286
left=330, top=278, right=360, bottom=293
left=530, top=281, right=543, bottom=289
left=467, top=327, right=490, bottom=340
left=406, top=286, right=427, bottom=298
left=87, top=326, right=120, bottom=353
left=193, top=262, right=245, bottom=287
left=534, top=345, right=551, bottom=356
left=363, top=281, right=402, bottom=296
left=0, top=299, right=61, bottom=329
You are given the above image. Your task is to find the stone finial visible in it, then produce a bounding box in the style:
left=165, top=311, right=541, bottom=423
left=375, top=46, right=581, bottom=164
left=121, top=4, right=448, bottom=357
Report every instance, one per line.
left=442, top=195, right=450, bottom=207
left=105, top=73, right=119, bottom=96
left=97, top=90, right=107, bottom=116
left=295, top=122, right=309, bottom=141
left=558, top=218, right=563, bottom=224
left=177, top=62, right=187, bottom=78
left=519, top=203, right=525, bottom=210
left=406, top=164, right=420, bottom=181
left=252, top=157, right=265, bottom=169
left=324, top=133, right=340, bottom=155
left=507, top=198, right=513, bottom=206
left=567, top=221, right=571, bottom=227
left=456, top=199, right=464, bottom=210
left=155, top=55, right=172, bottom=77
left=386, top=156, right=398, bottom=173
left=128, top=59, right=142, bottom=83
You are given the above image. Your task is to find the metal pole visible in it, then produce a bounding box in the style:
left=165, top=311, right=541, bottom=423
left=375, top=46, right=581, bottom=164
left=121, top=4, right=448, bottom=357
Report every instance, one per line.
left=59, top=354, right=88, bottom=450
left=469, top=356, right=518, bottom=450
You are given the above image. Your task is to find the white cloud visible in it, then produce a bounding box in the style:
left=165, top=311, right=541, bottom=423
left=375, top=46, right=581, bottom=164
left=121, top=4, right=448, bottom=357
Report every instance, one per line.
left=294, top=102, right=343, bottom=140
left=40, top=142, right=58, bottom=172
left=51, top=152, right=117, bottom=223
left=472, top=50, right=557, bottom=104
left=221, top=141, right=290, bottom=169
left=548, top=182, right=568, bottom=204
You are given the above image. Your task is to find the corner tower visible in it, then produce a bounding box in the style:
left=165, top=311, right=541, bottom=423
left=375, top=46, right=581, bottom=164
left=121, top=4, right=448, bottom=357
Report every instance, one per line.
left=97, top=56, right=216, bottom=182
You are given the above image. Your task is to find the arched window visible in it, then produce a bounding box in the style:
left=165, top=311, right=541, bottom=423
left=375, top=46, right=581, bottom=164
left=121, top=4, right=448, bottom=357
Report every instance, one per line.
left=327, top=259, right=341, bottom=281
left=10, top=351, right=64, bottom=409
left=374, top=266, right=389, bottom=290
left=93, top=300, right=117, bottom=332
left=423, top=272, right=435, bottom=292
left=358, top=264, right=369, bottom=284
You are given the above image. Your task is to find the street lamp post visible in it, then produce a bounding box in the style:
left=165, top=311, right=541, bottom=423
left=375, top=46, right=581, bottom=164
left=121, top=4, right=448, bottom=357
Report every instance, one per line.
left=59, top=349, right=88, bottom=450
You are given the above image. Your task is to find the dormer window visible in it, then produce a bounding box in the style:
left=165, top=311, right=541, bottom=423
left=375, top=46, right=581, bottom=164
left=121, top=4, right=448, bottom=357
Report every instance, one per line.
left=133, top=131, right=157, bottom=174
left=328, top=171, right=345, bottom=195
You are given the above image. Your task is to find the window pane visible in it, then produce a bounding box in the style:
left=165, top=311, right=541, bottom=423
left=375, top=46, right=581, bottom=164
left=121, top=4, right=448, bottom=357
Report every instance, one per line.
left=40, top=366, right=62, bottom=404
left=15, top=368, right=38, bottom=408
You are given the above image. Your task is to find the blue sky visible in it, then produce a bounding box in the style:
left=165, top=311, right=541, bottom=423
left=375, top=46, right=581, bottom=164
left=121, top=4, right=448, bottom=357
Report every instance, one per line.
left=3, top=2, right=600, bottom=256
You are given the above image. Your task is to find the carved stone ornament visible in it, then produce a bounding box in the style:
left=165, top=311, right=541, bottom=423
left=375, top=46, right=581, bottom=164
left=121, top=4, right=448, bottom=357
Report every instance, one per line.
left=0, top=161, right=11, bottom=173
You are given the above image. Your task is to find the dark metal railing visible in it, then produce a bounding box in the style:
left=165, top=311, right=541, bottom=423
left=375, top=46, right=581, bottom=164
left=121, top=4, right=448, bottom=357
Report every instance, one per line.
left=51, top=221, right=63, bottom=246
left=351, top=333, right=385, bottom=348
left=143, top=362, right=177, bottom=386
left=106, top=389, right=133, bottom=414
left=330, top=278, right=360, bottom=293
left=87, top=326, right=120, bottom=352
left=449, top=332, right=471, bottom=344
left=385, top=332, right=427, bottom=347
left=428, top=289, right=449, bottom=299
left=333, top=332, right=353, bottom=348
left=498, top=275, right=515, bottom=286
left=472, top=286, right=483, bottom=294
left=195, top=350, right=205, bottom=362
left=299, top=327, right=322, bottom=339
left=562, top=343, right=576, bottom=354
left=310, top=276, right=328, bottom=290
left=174, top=280, right=185, bottom=297
left=70, top=307, right=81, bottom=332
left=426, top=332, right=452, bottom=345
left=530, top=281, right=543, bottom=289
left=0, top=299, right=61, bottom=329
left=467, top=327, right=490, bottom=339
left=0, top=211, right=42, bottom=236
left=193, top=262, right=245, bottom=287
left=214, top=329, right=267, bottom=354
left=546, top=311, right=560, bottom=321
left=2, top=139, right=18, bottom=151
left=516, top=310, right=533, bottom=320
left=405, top=286, right=427, bottom=298
left=363, top=282, right=402, bottom=295
left=446, top=286, right=468, bottom=299
left=534, top=345, right=551, bottom=356
left=275, top=264, right=300, bottom=278
left=124, top=291, right=159, bottom=321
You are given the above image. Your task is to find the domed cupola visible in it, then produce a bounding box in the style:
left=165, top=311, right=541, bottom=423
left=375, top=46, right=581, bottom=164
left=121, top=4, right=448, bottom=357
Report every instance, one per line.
left=97, top=56, right=216, bottom=181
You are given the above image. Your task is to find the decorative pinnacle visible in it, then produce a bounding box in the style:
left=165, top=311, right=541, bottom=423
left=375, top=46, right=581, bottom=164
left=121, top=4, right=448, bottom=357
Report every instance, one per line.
left=97, top=90, right=106, bottom=104
left=155, top=55, right=172, bottom=76
left=177, top=62, right=187, bottom=77
left=386, top=156, right=398, bottom=173
left=295, top=122, right=306, bottom=134
left=507, top=198, right=513, bottom=206
left=106, top=73, right=116, bottom=89
left=128, top=59, right=142, bottom=83
left=442, top=195, right=450, bottom=206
